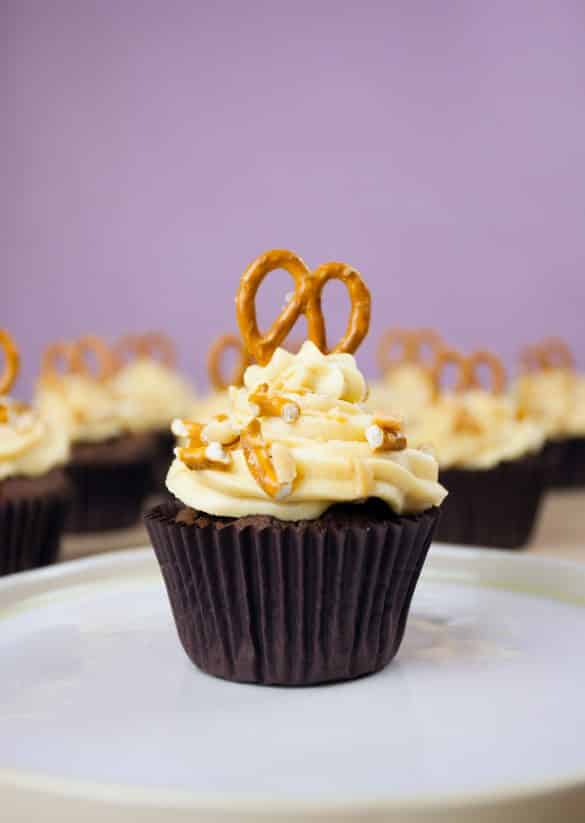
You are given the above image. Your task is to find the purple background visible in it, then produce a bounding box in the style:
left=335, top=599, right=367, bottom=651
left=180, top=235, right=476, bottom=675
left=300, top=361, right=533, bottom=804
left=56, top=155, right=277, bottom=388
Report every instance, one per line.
left=2, top=0, right=585, bottom=395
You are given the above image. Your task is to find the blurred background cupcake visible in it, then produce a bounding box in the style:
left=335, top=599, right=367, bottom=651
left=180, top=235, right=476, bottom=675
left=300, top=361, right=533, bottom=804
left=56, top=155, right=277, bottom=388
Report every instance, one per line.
left=408, top=347, right=546, bottom=548
left=36, top=336, right=155, bottom=533
left=367, top=328, right=444, bottom=428
left=515, top=338, right=585, bottom=489
left=111, top=332, right=197, bottom=494
left=0, top=329, right=70, bottom=575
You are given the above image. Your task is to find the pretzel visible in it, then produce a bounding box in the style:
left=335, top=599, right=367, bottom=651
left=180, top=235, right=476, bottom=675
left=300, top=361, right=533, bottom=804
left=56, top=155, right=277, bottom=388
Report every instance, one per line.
left=207, top=333, right=251, bottom=391
left=70, top=336, right=117, bottom=381
left=236, top=249, right=371, bottom=365
left=431, top=348, right=506, bottom=396
left=520, top=338, right=574, bottom=373
left=240, top=418, right=295, bottom=499
left=248, top=382, right=300, bottom=423
left=40, top=341, right=75, bottom=381
left=115, top=332, right=175, bottom=369
left=378, top=328, right=443, bottom=374
left=365, top=415, right=407, bottom=452
left=0, top=330, right=20, bottom=396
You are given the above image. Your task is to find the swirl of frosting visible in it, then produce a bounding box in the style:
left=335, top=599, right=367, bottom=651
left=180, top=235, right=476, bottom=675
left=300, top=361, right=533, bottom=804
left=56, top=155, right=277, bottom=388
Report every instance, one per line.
left=112, top=358, right=197, bottom=433
left=367, top=365, right=436, bottom=425
left=166, top=341, right=447, bottom=519
left=514, top=370, right=585, bottom=439
left=408, top=389, right=546, bottom=469
left=36, top=374, right=124, bottom=444
left=0, top=396, right=69, bottom=481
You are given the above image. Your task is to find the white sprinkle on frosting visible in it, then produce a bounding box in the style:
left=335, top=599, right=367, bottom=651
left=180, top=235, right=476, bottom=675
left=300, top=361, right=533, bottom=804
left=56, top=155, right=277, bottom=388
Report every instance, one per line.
left=171, top=418, right=188, bottom=437
left=205, top=442, right=230, bottom=464
left=282, top=402, right=300, bottom=423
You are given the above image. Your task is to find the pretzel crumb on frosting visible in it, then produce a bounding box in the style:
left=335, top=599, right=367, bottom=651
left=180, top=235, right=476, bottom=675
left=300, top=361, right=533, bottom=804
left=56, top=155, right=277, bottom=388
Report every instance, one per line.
left=248, top=382, right=300, bottom=423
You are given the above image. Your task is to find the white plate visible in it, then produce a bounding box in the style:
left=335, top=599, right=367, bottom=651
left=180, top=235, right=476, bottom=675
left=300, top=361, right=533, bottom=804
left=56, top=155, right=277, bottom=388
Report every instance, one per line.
left=1, top=545, right=585, bottom=822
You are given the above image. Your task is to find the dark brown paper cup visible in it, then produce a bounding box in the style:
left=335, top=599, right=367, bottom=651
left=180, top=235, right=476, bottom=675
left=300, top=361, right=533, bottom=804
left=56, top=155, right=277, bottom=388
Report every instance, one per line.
left=149, top=429, right=174, bottom=496
left=65, top=434, right=155, bottom=533
left=544, top=437, right=585, bottom=489
left=435, top=452, right=545, bottom=549
left=0, top=469, right=70, bottom=576
left=145, top=500, right=440, bottom=686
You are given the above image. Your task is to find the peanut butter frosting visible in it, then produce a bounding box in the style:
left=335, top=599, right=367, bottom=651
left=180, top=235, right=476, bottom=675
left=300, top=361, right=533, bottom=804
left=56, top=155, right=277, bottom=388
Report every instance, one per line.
left=0, top=395, right=69, bottom=481
left=408, top=389, right=546, bottom=470
left=166, top=342, right=447, bottom=519
left=367, top=365, right=436, bottom=424
left=37, top=374, right=124, bottom=444
left=514, top=370, right=585, bottom=439
left=112, top=357, right=196, bottom=433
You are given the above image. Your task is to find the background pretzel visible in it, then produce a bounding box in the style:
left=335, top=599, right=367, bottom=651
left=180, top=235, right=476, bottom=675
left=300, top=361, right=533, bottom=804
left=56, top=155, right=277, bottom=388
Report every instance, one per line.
left=431, top=348, right=506, bottom=396
left=207, top=333, right=251, bottom=391
left=70, top=336, right=117, bottom=381
left=0, top=329, right=20, bottom=395
left=520, top=338, right=574, bottom=373
left=236, top=249, right=371, bottom=365
left=114, top=332, right=176, bottom=368
left=41, top=340, right=76, bottom=381
left=378, top=327, right=443, bottom=374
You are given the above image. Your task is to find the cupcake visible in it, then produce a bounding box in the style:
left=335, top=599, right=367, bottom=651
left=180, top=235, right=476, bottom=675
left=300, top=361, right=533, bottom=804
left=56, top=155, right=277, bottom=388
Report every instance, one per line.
left=515, top=338, right=585, bottom=488
left=111, top=332, right=197, bottom=493
left=367, top=328, right=443, bottom=426
left=36, top=336, right=155, bottom=533
left=408, top=348, right=546, bottom=549
left=0, top=330, right=70, bottom=575
left=145, top=249, right=446, bottom=686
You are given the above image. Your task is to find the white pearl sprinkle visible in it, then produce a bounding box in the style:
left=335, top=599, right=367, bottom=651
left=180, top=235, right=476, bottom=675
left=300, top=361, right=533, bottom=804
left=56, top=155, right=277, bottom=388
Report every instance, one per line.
left=205, top=442, right=230, bottom=464
left=171, top=419, right=188, bottom=437
left=365, top=424, right=384, bottom=451
left=281, top=402, right=300, bottom=424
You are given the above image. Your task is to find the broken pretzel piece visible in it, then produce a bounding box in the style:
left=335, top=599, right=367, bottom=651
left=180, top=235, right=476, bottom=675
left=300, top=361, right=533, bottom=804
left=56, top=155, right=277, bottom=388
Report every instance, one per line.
left=174, top=441, right=231, bottom=470
left=365, top=415, right=407, bottom=452
left=241, top=418, right=296, bottom=499
left=248, top=383, right=300, bottom=423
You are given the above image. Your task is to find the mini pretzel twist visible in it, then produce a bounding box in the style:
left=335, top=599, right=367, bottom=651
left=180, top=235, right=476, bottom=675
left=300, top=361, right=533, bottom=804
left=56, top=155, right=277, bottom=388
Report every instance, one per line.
left=520, top=338, right=574, bottom=373
left=70, top=336, right=117, bottom=381
left=207, top=333, right=251, bottom=391
left=378, top=328, right=443, bottom=374
left=114, top=332, right=175, bottom=369
left=40, top=340, right=76, bottom=381
left=431, top=348, right=507, bottom=397
left=236, top=249, right=371, bottom=365
left=0, top=330, right=20, bottom=395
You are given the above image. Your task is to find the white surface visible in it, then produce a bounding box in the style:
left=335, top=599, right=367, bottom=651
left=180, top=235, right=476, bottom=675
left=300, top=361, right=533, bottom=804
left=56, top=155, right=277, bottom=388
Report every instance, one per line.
left=1, top=546, right=585, bottom=821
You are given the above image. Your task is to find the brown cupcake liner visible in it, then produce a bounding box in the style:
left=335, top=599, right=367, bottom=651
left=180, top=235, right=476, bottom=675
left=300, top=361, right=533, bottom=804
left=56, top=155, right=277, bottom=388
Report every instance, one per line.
left=544, top=437, right=585, bottom=489
left=149, top=429, right=174, bottom=496
left=435, top=451, right=545, bottom=549
left=0, top=470, right=70, bottom=576
left=145, top=500, right=440, bottom=686
left=65, top=435, right=155, bottom=533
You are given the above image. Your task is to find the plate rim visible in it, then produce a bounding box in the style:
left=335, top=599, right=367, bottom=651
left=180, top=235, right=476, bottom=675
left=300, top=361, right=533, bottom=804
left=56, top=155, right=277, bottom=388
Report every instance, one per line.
left=1, top=544, right=585, bottom=816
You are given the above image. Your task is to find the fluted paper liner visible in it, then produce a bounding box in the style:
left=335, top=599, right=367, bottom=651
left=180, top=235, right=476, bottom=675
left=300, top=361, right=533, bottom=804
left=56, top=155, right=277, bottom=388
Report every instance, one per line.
left=544, top=437, right=585, bottom=489
left=0, top=470, right=70, bottom=576
left=66, top=435, right=155, bottom=533
left=145, top=501, right=440, bottom=686
left=436, top=452, right=545, bottom=549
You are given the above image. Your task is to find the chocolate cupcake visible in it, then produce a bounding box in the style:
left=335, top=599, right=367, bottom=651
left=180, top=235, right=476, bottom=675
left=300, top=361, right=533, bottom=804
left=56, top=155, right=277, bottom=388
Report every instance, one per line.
left=0, top=330, right=70, bottom=575
left=408, top=348, right=546, bottom=549
left=111, top=333, right=197, bottom=494
left=36, top=336, right=155, bottom=533
left=145, top=249, right=446, bottom=686
left=515, top=338, right=585, bottom=489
